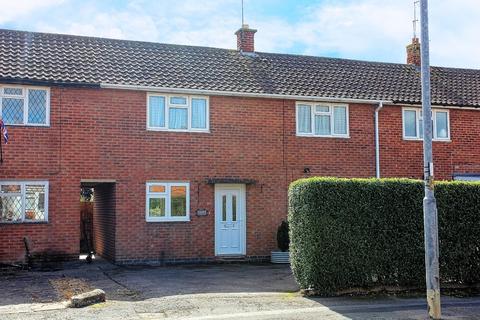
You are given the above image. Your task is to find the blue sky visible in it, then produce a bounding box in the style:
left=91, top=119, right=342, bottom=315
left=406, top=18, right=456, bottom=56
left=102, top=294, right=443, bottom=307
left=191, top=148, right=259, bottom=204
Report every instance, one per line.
left=1, top=0, right=480, bottom=68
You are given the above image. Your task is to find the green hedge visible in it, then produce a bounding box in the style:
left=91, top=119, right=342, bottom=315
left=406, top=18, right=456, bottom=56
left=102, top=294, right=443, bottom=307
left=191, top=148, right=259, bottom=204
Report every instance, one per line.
left=288, top=177, right=480, bottom=295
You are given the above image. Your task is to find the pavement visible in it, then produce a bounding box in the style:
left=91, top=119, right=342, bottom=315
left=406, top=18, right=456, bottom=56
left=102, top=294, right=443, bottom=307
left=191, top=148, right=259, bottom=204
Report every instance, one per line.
left=0, top=258, right=479, bottom=319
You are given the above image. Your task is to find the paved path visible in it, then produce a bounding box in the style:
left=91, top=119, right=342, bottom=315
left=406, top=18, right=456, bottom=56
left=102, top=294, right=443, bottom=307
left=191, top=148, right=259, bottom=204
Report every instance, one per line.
left=1, top=260, right=479, bottom=319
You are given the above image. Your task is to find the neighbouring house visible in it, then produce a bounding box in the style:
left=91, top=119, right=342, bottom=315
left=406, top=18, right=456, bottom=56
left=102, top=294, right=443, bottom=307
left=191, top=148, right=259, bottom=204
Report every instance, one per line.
left=0, top=25, right=479, bottom=264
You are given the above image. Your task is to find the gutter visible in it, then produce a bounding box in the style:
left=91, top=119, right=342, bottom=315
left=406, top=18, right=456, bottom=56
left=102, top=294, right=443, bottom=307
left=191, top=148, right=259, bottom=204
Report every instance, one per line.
left=100, top=83, right=393, bottom=105
left=0, top=77, right=100, bottom=88
left=393, top=101, right=480, bottom=111
left=374, top=102, right=384, bottom=178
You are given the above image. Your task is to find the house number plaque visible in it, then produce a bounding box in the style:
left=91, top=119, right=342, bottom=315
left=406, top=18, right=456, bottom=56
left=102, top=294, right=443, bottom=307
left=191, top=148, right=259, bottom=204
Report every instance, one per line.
left=196, top=209, right=208, bottom=216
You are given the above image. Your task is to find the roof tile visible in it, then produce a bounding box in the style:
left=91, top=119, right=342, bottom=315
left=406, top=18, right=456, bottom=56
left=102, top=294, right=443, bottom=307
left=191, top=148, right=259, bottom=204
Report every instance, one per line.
left=0, top=29, right=479, bottom=107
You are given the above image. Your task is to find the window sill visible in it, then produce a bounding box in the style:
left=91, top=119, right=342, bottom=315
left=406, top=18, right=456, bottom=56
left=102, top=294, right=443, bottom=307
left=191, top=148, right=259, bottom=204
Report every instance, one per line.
left=146, top=219, right=190, bottom=223
left=403, top=137, right=451, bottom=142
left=4, top=123, right=50, bottom=127
left=296, top=133, right=350, bottom=139
left=147, top=127, right=210, bottom=133
left=0, top=221, right=48, bottom=224
left=146, top=217, right=190, bottom=223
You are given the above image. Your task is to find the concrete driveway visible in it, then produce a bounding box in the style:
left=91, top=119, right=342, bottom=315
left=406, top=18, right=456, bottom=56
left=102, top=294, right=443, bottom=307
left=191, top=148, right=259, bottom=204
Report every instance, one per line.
left=1, top=259, right=480, bottom=319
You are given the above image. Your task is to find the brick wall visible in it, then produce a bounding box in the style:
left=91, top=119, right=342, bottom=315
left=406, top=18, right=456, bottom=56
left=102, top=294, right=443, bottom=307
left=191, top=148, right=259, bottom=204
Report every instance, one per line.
left=235, top=27, right=256, bottom=52
left=80, top=201, right=93, bottom=253
left=1, top=86, right=479, bottom=263
left=378, top=105, right=480, bottom=179
left=92, top=183, right=116, bottom=261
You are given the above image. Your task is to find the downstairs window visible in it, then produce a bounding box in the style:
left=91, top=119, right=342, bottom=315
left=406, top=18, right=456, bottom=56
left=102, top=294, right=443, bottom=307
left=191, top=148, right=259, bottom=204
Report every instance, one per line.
left=146, top=182, right=190, bottom=222
left=0, top=181, right=48, bottom=223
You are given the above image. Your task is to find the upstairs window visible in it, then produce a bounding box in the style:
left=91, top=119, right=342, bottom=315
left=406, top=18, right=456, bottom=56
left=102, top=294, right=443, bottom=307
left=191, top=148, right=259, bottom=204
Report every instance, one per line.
left=146, top=182, right=190, bottom=222
left=296, top=102, right=349, bottom=137
left=403, top=108, right=450, bottom=141
left=0, top=181, right=48, bottom=223
left=147, top=94, right=208, bottom=132
left=0, top=86, right=50, bottom=126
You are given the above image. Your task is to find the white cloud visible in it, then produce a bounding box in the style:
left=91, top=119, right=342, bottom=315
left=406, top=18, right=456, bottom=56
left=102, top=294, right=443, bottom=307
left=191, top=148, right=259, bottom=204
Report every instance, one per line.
left=2, top=0, right=480, bottom=68
left=0, top=0, right=65, bottom=24
left=34, top=0, right=240, bottom=48
left=252, top=0, right=480, bottom=68
left=428, top=0, right=480, bottom=68
left=39, top=11, right=159, bottom=41
left=254, top=1, right=411, bottom=60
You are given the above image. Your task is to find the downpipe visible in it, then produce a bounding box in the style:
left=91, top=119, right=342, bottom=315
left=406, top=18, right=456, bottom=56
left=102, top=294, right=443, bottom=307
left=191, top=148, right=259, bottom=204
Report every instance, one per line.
left=374, top=102, right=384, bottom=178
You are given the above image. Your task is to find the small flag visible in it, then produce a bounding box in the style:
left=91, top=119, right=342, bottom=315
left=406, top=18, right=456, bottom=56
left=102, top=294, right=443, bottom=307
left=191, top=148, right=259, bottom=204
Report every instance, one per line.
left=0, top=119, right=8, bottom=144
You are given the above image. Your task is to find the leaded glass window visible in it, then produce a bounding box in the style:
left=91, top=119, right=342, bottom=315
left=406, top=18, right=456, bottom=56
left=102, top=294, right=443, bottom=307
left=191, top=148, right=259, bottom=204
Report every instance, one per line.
left=0, top=87, right=49, bottom=125
left=0, top=182, right=48, bottom=223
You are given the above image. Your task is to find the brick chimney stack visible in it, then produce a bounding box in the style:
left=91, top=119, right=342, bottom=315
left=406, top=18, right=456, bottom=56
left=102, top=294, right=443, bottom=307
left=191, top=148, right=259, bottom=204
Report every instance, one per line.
left=235, top=24, right=257, bottom=53
left=406, top=37, right=421, bottom=66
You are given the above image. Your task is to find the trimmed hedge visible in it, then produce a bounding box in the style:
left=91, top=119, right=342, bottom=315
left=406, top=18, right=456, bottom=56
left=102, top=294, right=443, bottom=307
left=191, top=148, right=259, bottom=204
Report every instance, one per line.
left=288, top=177, right=480, bottom=295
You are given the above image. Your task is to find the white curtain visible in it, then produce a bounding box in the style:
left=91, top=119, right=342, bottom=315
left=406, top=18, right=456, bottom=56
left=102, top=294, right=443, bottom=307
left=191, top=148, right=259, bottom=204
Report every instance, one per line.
left=419, top=118, right=424, bottom=138
left=436, top=112, right=448, bottom=138
left=191, top=98, right=206, bottom=129
left=404, top=110, right=417, bottom=137
left=298, top=105, right=311, bottom=133
left=169, top=107, right=188, bottom=129
left=149, top=96, right=165, bottom=127
left=315, top=115, right=330, bottom=135
left=333, top=107, right=347, bottom=134
left=170, top=96, right=187, bottom=105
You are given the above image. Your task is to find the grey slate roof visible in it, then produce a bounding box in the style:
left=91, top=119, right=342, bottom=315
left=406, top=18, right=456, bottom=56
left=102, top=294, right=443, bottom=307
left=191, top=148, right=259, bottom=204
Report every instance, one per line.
left=1, top=28, right=479, bottom=107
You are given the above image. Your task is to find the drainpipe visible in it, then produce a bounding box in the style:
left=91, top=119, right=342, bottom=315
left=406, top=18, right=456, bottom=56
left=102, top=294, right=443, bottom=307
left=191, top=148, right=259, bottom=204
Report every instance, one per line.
left=374, top=102, right=384, bottom=178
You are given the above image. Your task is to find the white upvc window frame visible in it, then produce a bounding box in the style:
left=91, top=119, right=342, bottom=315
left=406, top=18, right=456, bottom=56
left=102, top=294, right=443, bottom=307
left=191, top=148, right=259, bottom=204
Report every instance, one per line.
left=147, top=93, right=209, bottom=133
left=145, top=182, right=190, bottom=222
left=295, top=102, right=349, bottom=138
left=402, top=107, right=450, bottom=141
left=0, top=181, right=49, bottom=223
left=0, top=85, right=50, bottom=126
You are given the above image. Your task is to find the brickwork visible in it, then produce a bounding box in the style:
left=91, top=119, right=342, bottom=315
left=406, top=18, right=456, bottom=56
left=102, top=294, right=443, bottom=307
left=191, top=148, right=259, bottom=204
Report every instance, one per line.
left=235, top=25, right=257, bottom=52
left=92, top=183, right=116, bottom=260
left=1, top=86, right=479, bottom=263
left=407, top=37, right=421, bottom=66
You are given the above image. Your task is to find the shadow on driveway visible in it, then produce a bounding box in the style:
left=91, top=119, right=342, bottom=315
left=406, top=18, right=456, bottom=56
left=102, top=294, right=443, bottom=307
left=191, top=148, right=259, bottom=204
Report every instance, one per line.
left=3, top=260, right=480, bottom=319
left=0, top=259, right=298, bottom=305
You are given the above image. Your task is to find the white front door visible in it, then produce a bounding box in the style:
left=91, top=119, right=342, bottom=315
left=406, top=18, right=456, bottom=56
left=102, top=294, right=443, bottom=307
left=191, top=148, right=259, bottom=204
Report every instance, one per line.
left=215, top=184, right=246, bottom=256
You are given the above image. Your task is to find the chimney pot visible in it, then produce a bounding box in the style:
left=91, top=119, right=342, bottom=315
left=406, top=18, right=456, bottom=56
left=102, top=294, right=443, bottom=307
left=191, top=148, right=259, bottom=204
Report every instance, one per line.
left=406, top=37, right=421, bottom=66
left=235, top=25, right=257, bottom=53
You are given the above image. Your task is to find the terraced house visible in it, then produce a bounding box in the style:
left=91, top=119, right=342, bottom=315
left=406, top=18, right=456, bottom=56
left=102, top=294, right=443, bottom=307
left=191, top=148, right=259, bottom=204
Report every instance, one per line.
left=0, top=26, right=479, bottom=265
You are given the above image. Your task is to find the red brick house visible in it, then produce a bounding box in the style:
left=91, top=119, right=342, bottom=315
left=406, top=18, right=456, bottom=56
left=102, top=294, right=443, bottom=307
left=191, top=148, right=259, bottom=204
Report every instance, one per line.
left=1, top=26, right=479, bottom=264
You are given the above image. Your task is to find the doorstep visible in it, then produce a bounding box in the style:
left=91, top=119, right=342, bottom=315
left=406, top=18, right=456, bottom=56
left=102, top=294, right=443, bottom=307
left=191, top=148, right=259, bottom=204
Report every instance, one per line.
left=114, top=255, right=270, bottom=266
left=215, top=255, right=270, bottom=264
